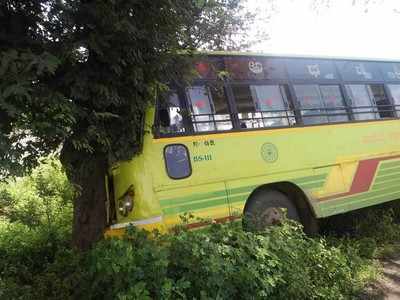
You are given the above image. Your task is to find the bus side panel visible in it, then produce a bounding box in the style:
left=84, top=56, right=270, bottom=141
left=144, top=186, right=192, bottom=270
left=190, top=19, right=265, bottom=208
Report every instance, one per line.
left=151, top=139, right=230, bottom=228
left=152, top=120, right=400, bottom=226
left=317, top=156, right=400, bottom=217
left=210, top=120, right=400, bottom=219
left=156, top=182, right=230, bottom=229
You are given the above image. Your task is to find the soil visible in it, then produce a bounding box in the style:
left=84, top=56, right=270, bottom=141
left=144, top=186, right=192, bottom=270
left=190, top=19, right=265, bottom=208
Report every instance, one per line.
left=360, top=253, right=400, bottom=300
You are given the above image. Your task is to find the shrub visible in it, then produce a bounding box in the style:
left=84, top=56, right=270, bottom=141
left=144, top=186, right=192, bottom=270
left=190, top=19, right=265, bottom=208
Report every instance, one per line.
left=0, top=157, right=75, bottom=299
left=0, top=158, right=384, bottom=299
left=321, top=200, right=400, bottom=245
left=72, top=221, right=365, bottom=300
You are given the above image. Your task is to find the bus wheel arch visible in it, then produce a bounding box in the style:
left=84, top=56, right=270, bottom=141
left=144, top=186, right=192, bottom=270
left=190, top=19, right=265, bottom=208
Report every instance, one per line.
left=243, top=181, right=318, bottom=235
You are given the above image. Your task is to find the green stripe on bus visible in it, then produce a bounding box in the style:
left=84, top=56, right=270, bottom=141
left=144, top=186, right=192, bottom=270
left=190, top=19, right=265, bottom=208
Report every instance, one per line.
left=229, top=193, right=250, bottom=204
left=162, top=198, right=227, bottom=215
left=159, top=190, right=227, bottom=207
left=159, top=173, right=327, bottom=212
left=161, top=195, right=227, bottom=210
left=372, top=178, right=400, bottom=190
left=292, top=174, right=327, bottom=185
left=322, top=184, right=400, bottom=211
left=379, top=160, right=400, bottom=170
left=228, top=185, right=257, bottom=196
left=320, top=188, right=400, bottom=218
left=374, top=173, right=400, bottom=184
left=376, top=167, right=400, bottom=176
left=299, top=180, right=325, bottom=190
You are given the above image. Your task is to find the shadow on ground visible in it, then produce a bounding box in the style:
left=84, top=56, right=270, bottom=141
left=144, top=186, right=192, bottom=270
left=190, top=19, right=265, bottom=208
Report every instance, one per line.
left=358, top=247, right=400, bottom=300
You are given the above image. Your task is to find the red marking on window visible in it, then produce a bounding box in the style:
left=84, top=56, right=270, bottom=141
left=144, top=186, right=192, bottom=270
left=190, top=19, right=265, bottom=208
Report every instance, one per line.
left=195, top=100, right=206, bottom=109
left=195, top=62, right=209, bottom=77
left=328, top=96, right=337, bottom=103
left=263, top=98, right=273, bottom=106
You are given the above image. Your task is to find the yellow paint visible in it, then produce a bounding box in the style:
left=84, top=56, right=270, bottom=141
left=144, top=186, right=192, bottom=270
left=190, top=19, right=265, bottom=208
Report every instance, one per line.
left=152, top=120, right=400, bottom=144
left=313, top=165, right=345, bottom=197
left=106, top=100, right=400, bottom=234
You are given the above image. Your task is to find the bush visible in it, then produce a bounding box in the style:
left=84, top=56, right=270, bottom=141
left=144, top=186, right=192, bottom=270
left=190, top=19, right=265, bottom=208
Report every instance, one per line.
left=0, top=157, right=75, bottom=299
left=73, top=221, right=365, bottom=300
left=0, top=219, right=370, bottom=300
left=0, top=156, right=74, bottom=231
left=0, top=158, right=383, bottom=299
left=321, top=200, right=400, bottom=244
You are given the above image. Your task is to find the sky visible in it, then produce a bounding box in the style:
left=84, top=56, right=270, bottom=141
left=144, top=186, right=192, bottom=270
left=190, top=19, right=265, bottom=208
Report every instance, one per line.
left=246, top=0, right=400, bottom=60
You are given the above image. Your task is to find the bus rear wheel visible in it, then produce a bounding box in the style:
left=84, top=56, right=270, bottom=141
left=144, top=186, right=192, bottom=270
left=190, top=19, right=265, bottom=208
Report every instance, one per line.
left=244, top=189, right=300, bottom=231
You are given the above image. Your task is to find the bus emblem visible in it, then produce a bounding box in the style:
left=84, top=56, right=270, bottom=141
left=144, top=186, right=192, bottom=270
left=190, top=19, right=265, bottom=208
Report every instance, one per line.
left=261, top=143, right=278, bottom=163
left=248, top=60, right=263, bottom=74
left=307, top=64, right=320, bottom=78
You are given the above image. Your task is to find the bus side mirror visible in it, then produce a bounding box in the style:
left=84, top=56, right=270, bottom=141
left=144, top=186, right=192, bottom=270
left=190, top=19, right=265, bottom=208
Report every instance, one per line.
left=159, top=108, right=171, bottom=127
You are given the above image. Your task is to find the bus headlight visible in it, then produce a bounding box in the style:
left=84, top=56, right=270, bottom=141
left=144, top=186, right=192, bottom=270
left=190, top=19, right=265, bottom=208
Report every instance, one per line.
left=118, top=186, right=134, bottom=217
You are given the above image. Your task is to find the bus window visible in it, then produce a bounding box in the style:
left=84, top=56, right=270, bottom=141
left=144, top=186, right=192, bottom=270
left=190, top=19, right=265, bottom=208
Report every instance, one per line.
left=164, top=144, right=191, bottom=179
left=387, top=84, right=400, bottom=117
left=293, top=85, right=329, bottom=125
left=319, top=85, right=349, bottom=123
left=368, top=84, right=394, bottom=118
left=232, top=84, right=294, bottom=128
left=186, top=85, right=232, bottom=132
left=345, top=85, right=377, bottom=120
left=251, top=85, right=295, bottom=127
left=158, top=92, right=185, bottom=134
left=232, top=85, right=259, bottom=129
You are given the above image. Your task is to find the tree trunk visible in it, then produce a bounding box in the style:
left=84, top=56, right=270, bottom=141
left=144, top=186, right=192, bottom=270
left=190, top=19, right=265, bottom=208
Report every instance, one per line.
left=60, top=142, right=108, bottom=251
left=72, top=159, right=107, bottom=250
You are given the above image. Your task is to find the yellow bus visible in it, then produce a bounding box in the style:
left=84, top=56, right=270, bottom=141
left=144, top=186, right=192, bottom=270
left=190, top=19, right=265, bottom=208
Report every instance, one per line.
left=105, top=52, right=400, bottom=236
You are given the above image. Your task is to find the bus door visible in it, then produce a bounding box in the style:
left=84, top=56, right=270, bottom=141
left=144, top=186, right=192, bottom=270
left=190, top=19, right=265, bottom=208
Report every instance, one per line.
left=155, top=142, right=230, bottom=229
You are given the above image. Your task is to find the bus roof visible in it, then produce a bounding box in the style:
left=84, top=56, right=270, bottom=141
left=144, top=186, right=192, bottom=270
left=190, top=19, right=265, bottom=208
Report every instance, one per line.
left=196, top=50, right=400, bottom=64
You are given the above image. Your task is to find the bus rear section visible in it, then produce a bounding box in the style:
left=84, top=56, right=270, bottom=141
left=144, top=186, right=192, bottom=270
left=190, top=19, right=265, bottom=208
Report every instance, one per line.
left=105, top=53, right=400, bottom=235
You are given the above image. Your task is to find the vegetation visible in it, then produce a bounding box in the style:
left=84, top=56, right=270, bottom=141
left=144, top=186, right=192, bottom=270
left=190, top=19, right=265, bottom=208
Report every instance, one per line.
left=2, top=158, right=400, bottom=299
left=0, top=0, right=254, bottom=249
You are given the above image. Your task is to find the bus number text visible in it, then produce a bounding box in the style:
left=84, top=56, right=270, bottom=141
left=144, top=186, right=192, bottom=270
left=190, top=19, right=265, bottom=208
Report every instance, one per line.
left=193, top=154, right=213, bottom=162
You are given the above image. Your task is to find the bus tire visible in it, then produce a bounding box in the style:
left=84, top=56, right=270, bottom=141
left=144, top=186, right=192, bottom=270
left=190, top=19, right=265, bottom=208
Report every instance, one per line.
left=244, top=189, right=300, bottom=231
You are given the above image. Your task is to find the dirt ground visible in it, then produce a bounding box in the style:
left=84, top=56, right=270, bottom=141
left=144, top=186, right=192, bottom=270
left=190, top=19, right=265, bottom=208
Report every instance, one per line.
left=360, top=254, right=400, bottom=300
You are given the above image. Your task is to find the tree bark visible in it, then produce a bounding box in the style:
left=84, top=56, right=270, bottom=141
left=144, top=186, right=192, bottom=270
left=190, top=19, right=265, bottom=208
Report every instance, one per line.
left=60, top=141, right=108, bottom=251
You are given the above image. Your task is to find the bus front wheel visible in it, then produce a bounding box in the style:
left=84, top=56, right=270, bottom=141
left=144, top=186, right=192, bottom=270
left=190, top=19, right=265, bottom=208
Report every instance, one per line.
left=244, top=189, right=300, bottom=231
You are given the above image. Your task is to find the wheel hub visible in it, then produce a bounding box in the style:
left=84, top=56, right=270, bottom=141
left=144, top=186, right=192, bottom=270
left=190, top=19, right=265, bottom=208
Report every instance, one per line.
left=261, top=207, right=284, bottom=225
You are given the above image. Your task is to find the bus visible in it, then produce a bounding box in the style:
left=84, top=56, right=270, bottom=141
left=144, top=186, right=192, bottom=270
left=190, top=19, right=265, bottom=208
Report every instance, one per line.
left=105, top=52, right=400, bottom=236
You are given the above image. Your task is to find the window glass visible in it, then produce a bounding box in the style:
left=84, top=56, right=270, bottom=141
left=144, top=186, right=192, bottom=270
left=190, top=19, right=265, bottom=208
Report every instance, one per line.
left=252, top=85, right=286, bottom=111
left=286, top=59, right=338, bottom=80
left=232, top=84, right=294, bottom=128
left=368, top=84, right=393, bottom=118
left=319, top=85, right=349, bottom=123
left=186, top=85, right=232, bottom=132
left=388, top=84, right=400, bottom=117
left=293, top=85, right=328, bottom=125
left=187, top=86, right=213, bottom=115
left=164, top=144, right=191, bottom=179
left=251, top=85, right=295, bottom=127
left=380, top=63, right=400, bottom=81
left=232, top=85, right=255, bottom=113
left=345, top=85, right=377, bottom=120
left=158, top=92, right=185, bottom=134
left=231, top=85, right=260, bottom=129
left=336, top=61, right=382, bottom=81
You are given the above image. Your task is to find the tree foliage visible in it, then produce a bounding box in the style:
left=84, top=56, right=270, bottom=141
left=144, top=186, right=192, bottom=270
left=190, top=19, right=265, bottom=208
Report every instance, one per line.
left=0, top=0, right=254, bottom=248
left=0, top=0, right=253, bottom=177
